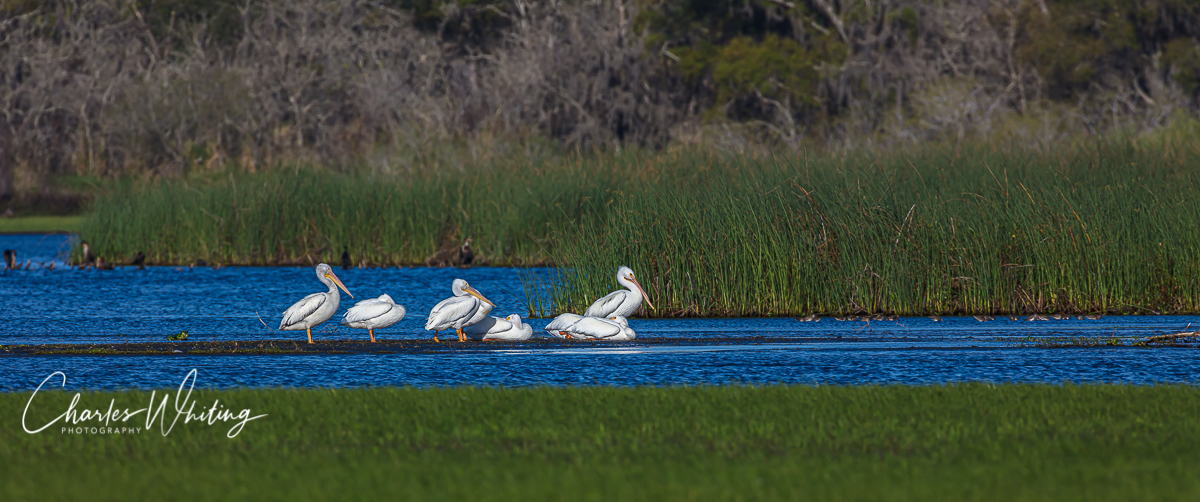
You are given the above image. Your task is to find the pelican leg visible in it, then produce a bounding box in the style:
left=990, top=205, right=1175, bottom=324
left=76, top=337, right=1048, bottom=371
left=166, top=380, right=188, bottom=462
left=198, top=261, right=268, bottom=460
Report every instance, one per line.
left=433, top=332, right=440, bottom=343
left=369, top=328, right=376, bottom=343
left=456, top=328, right=465, bottom=342
left=306, top=327, right=314, bottom=344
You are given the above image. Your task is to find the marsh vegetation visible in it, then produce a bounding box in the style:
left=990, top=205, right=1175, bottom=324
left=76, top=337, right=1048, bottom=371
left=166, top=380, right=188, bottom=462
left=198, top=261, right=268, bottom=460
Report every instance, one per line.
left=84, top=132, right=1200, bottom=316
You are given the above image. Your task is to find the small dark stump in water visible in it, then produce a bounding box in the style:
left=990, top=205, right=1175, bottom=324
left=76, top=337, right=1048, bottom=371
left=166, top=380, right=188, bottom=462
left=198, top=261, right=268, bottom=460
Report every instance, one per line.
left=341, top=247, right=351, bottom=270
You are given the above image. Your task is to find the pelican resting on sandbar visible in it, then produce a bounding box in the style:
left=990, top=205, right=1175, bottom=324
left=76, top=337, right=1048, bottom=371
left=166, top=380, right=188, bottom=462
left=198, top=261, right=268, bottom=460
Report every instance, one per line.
left=280, top=263, right=353, bottom=344
left=584, top=266, right=654, bottom=318
left=340, top=293, right=406, bottom=342
left=425, top=279, right=495, bottom=342
left=547, top=315, right=635, bottom=341
left=463, top=314, right=533, bottom=341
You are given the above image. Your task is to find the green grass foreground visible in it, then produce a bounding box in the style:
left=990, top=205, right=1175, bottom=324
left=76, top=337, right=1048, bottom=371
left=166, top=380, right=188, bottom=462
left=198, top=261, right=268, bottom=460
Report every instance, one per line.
left=0, top=215, right=82, bottom=234
left=3, top=385, right=1199, bottom=501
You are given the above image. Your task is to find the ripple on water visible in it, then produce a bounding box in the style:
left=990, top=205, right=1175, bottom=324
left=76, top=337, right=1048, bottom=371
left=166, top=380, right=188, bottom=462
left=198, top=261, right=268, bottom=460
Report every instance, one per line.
left=2, top=234, right=1198, bottom=389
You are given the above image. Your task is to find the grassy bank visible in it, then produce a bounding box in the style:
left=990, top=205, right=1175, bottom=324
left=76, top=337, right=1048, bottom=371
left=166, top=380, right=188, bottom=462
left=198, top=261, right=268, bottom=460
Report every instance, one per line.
left=0, top=216, right=83, bottom=234
left=3, top=385, right=1198, bottom=501
left=82, top=136, right=1200, bottom=316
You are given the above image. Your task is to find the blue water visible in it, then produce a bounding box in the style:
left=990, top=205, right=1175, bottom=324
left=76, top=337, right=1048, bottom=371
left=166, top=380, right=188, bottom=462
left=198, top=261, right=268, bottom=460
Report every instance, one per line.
left=2, top=234, right=1198, bottom=390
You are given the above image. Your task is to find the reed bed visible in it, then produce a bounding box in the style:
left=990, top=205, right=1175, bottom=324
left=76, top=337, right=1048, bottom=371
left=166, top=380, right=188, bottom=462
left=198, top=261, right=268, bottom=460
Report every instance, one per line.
left=83, top=139, right=1200, bottom=316
left=550, top=142, right=1200, bottom=316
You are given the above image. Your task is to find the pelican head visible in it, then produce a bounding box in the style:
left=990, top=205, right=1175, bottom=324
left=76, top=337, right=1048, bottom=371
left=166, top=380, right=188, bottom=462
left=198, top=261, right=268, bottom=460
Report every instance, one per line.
left=315, top=263, right=353, bottom=298
left=452, top=278, right=495, bottom=306
left=505, top=314, right=524, bottom=327
left=616, top=266, right=655, bottom=309
left=609, top=315, right=630, bottom=328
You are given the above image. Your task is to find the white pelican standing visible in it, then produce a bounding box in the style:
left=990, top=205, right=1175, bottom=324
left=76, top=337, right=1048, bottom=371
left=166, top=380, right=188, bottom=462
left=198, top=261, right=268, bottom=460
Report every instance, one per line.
left=463, top=314, right=533, bottom=341
left=549, top=316, right=635, bottom=341
left=425, top=279, right=495, bottom=342
left=340, top=294, right=406, bottom=342
left=279, top=263, right=353, bottom=344
left=584, top=266, right=655, bottom=318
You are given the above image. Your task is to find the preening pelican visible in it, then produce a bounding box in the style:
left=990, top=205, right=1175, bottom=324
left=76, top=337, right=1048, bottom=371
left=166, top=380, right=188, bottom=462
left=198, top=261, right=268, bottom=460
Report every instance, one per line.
left=424, top=279, right=494, bottom=342
left=549, top=316, right=635, bottom=341
left=279, top=263, right=353, bottom=344
left=340, top=293, right=406, bottom=342
left=584, top=266, right=654, bottom=318
left=543, top=313, right=583, bottom=334
left=463, top=314, right=533, bottom=341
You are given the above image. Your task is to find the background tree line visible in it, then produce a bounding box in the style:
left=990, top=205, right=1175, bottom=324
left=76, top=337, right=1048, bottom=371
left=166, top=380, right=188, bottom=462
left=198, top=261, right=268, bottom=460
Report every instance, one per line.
left=1, top=0, right=1197, bottom=211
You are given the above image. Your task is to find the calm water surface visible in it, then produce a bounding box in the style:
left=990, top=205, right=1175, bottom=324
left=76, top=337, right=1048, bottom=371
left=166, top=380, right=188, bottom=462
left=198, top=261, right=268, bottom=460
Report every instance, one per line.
left=2, top=234, right=1198, bottom=390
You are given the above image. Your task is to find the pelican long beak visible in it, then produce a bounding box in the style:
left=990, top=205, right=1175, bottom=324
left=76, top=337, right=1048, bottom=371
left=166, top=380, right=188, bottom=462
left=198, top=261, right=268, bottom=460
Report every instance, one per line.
left=465, top=286, right=495, bottom=306
left=325, top=273, right=353, bottom=298
left=627, top=275, right=655, bottom=309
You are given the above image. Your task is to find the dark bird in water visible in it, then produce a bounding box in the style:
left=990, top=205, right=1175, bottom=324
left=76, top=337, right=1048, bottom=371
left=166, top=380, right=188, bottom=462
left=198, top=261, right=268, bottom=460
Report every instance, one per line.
left=973, top=315, right=995, bottom=322
left=458, top=238, right=474, bottom=267
left=1028, top=314, right=1049, bottom=321
left=95, top=257, right=115, bottom=270
left=1009, top=316, right=1021, bottom=321
left=80, top=241, right=97, bottom=268
left=1050, top=313, right=1070, bottom=320
left=341, top=247, right=351, bottom=270
left=796, top=314, right=821, bottom=322
left=131, top=252, right=146, bottom=270
left=885, top=315, right=899, bottom=321
left=1085, top=314, right=1103, bottom=320
left=3, top=249, right=15, bottom=270
left=928, top=315, right=942, bottom=322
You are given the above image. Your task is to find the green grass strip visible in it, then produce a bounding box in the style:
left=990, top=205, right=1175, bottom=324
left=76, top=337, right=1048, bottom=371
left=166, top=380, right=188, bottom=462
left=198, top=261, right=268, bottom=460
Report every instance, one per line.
left=0, top=215, right=82, bottom=234
left=3, top=384, right=1198, bottom=500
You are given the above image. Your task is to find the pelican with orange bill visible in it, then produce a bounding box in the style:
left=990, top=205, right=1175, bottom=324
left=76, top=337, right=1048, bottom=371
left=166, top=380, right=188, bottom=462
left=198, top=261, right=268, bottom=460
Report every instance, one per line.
left=425, top=279, right=495, bottom=342
left=280, top=263, right=353, bottom=344
left=583, top=266, right=655, bottom=318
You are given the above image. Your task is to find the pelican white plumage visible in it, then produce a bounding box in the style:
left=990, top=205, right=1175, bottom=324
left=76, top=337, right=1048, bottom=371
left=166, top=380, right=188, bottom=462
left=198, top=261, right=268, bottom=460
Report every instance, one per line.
left=549, top=316, right=635, bottom=341
left=583, top=266, right=654, bottom=318
left=463, top=314, right=533, bottom=341
left=424, top=279, right=495, bottom=342
left=340, top=294, right=406, bottom=342
left=543, top=313, right=583, bottom=334
left=279, top=263, right=353, bottom=344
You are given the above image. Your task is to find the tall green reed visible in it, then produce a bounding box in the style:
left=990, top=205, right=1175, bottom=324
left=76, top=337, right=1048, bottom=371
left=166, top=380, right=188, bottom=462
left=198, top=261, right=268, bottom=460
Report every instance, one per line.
left=548, top=141, right=1200, bottom=316
left=82, top=138, right=1200, bottom=316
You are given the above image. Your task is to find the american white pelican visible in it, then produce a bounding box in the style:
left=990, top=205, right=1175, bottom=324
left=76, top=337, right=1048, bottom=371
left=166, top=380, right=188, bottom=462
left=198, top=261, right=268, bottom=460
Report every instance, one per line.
left=549, top=316, right=635, bottom=341
left=279, top=263, right=353, bottom=344
left=424, top=279, right=495, bottom=342
left=584, top=266, right=654, bottom=318
left=340, top=294, right=406, bottom=342
left=463, top=314, right=533, bottom=341
left=543, top=313, right=583, bottom=334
